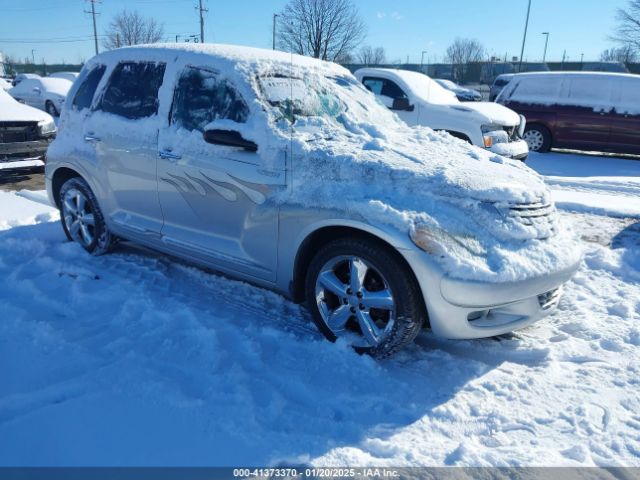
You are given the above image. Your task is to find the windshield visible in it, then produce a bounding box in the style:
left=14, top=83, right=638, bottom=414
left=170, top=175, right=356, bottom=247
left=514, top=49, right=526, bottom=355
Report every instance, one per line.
left=257, top=73, right=398, bottom=127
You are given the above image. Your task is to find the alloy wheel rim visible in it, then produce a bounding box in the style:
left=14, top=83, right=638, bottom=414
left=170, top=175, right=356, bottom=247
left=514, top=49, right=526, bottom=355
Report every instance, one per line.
left=62, top=188, right=96, bottom=247
left=315, top=255, right=396, bottom=348
left=523, top=130, right=544, bottom=151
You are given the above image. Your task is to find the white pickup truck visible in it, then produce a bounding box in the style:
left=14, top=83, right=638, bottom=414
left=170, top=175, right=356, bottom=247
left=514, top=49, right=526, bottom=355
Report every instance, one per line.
left=354, top=68, right=529, bottom=160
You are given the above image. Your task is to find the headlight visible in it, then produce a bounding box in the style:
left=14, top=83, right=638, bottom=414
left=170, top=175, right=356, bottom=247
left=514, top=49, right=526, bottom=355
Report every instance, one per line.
left=38, top=118, right=56, bottom=135
left=55, top=97, right=65, bottom=105
left=410, top=225, right=486, bottom=257
left=481, top=124, right=509, bottom=147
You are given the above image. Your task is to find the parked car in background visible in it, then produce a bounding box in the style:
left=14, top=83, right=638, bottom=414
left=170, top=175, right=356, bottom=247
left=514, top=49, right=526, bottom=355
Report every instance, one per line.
left=9, top=77, right=72, bottom=116
left=12, top=73, right=40, bottom=87
left=435, top=78, right=482, bottom=102
left=49, top=71, right=80, bottom=83
left=46, top=45, right=580, bottom=357
left=490, top=73, right=515, bottom=101
left=355, top=68, right=528, bottom=160
left=496, top=71, right=640, bottom=155
left=0, top=78, right=11, bottom=91
left=0, top=88, right=56, bottom=166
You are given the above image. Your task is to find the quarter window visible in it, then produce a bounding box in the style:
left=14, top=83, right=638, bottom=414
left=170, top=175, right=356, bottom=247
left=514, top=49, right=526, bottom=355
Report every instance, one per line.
left=72, top=64, right=106, bottom=110
left=99, top=61, right=166, bottom=119
left=171, top=67, right=249, bottom=132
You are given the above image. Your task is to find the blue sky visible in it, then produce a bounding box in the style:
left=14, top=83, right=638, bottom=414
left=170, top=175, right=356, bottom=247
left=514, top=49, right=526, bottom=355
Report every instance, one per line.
left=0, top=0, right=628, bottom=65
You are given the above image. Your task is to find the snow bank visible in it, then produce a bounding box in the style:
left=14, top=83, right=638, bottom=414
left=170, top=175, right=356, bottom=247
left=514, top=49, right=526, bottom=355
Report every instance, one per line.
left=0, top=196, right=637, bottom=467
left=0, top=190, right=57, bottom=230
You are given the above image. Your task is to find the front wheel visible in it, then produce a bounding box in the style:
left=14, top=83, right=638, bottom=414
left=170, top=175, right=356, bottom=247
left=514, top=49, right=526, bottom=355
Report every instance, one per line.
left=59, top=177, right=114, bottom=255
left=523, top=124, right=552, bottom=153
left=305, top=237, right=426, bottom=358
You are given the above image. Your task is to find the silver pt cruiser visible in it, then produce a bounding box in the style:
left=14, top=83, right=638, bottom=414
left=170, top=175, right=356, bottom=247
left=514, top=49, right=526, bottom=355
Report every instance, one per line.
left=46, top=44, right=581, bottom=357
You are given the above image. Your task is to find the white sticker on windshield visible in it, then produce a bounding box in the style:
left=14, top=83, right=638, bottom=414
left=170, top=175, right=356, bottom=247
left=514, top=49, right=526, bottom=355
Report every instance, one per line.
left=261, top=77, right=307, bottom=102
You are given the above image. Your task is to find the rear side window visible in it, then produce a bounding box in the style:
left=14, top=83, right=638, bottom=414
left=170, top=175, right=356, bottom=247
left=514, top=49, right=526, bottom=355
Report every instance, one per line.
left=563, top=76, right=613, bottom=109
left=171, top=67, right=249, bottom=132
left=494, top=78, right=509, bottom=87
left=99, top=61, right=166, bottom=119
left=505, top=77, right=563, bottom=104
left=72, top=65, right=106, bottom=110
left=613, top=78, right=640, bottom=114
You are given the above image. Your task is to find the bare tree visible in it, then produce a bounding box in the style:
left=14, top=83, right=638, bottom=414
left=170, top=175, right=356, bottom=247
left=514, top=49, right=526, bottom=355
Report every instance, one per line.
left=445, top=37, right=485, bottom=83
left=357, top=46, right=386, bottom=65
left=600, top=46, right=637, bottom=63
left=103, top=9, right=164, bottom=50
left=612, top=0, right=640, bottom=55
left=277, top=0, right=366, bottom=62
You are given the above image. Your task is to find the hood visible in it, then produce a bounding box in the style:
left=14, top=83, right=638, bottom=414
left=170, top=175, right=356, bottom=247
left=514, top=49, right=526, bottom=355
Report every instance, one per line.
left=39, top=78, right=72, bottom=97
left=298, top=123, right=547, bottom=206
left=451, top=101, right=520, bottom=126
left=0, top=90, right=52, bottom=122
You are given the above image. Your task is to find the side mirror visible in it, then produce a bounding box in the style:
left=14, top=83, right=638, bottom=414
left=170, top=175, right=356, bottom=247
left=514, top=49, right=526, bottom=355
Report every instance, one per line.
left=32, top=87, right=41, bottom=94
left=391, top=97, right=414, bottom=111
left=203, top=129, right=258, bottom=152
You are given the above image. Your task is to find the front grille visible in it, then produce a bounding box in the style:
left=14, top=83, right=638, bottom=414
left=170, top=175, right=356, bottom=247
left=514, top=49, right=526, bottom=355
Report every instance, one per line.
left=538, top=287, right=563, bottom=310
left=0, top=122, right=40, bottom=143
left=506, top=201, right=557, bottom=235
left=502, top=125, right=521, bottom=142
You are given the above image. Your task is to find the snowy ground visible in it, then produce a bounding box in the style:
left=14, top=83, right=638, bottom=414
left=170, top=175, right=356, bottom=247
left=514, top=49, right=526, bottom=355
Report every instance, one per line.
left=0, top=151, right=639, bottom=467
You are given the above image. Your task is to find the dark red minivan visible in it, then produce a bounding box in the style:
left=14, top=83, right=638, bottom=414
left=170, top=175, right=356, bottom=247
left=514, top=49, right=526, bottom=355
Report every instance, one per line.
left=496, top=72, right=640, bottom=155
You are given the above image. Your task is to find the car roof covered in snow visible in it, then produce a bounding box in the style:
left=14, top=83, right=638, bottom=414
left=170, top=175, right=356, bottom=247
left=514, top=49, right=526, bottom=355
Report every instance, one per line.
left=509, top=71, right=640, bottom=80
left=87, top=43, right=349, bottom=78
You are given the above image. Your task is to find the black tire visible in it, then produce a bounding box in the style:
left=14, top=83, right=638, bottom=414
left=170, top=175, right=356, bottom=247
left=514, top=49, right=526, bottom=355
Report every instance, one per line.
left=305, top=237, right=426, bottom=358
left=523, top=124, right=552, bottom=153
left=45, top=100, right=59, bottom=117
left=59, top=177, right=114, bottom=255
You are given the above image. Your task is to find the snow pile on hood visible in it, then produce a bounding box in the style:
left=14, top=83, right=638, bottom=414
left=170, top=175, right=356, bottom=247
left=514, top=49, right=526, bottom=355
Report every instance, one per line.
left=0, top=89, right=51, bottom=122
left=38, top=77, right=72, bottom=97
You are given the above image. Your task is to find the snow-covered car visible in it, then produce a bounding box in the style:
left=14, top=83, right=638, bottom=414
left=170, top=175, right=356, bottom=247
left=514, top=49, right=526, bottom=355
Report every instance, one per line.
left=490, top=73, right=515, bottom=101
left=11, top=73, right=40, bottom=87
left=45, top=44, right=581, bottom=357
left=435, top=78, right=482, bottom=102
left=49, top=71, right=80, bottom=83
left=0, top=88, right=56, bottom=165
left=355, top=68, right=529, bottom=160
left=8, top=77, right=72, bottom=116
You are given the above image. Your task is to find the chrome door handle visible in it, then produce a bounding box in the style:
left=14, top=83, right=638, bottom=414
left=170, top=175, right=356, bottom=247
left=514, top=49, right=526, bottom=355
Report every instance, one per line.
left=84, top=134, right=101, bottom=142
left=159, top=150, right=182, bottom=161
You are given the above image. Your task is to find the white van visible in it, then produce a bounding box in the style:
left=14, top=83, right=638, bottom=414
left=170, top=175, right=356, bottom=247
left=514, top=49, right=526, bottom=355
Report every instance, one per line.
left=354, top=68, right=529, bottom=160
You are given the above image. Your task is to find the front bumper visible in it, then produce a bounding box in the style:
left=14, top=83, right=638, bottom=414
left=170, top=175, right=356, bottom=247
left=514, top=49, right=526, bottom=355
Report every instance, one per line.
left=404, top=249, right=581, bottom=339
left=0, top=138, right=52, bottom=162
left=488, top=139, right=529, bottom=160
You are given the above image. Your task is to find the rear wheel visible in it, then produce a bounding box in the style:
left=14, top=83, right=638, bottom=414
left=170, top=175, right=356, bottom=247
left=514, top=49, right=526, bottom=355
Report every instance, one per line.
left=523, top=124, right=552, bottom=153
left=305, top=237, right=425, bottom=358
left=59, top=177, right=114, bottom=255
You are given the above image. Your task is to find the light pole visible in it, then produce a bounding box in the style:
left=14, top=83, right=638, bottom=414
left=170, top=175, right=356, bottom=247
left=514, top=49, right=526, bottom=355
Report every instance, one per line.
left=420, top=50, right=427, bottom=72
left=518, top=0, right=532, bottom=72
left=580, top=52, right=584, bottom=66
left=542, top=32, right=549, bottom=63
left=272, top=14, right=278, bottom=50
left=31, top=49, right=36, bottom=65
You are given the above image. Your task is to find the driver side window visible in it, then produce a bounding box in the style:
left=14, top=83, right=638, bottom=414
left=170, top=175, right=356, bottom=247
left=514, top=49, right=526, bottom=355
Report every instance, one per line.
left=171, top=67, right=249, bottom=132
